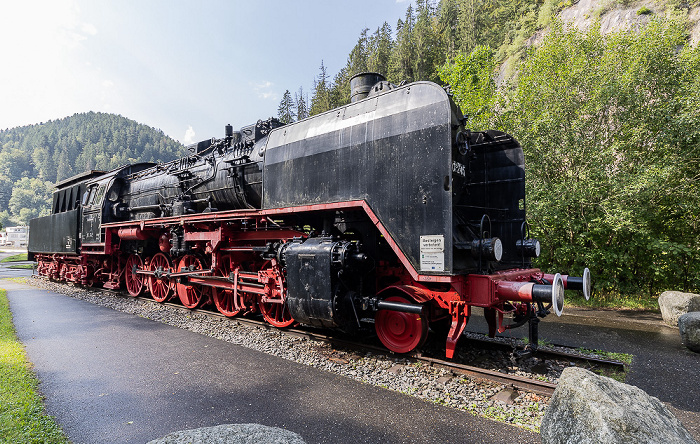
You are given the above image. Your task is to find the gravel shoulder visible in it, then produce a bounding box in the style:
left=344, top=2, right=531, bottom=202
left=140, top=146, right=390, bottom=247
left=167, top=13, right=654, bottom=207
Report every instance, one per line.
left=26, top=277, right=551, bottom=432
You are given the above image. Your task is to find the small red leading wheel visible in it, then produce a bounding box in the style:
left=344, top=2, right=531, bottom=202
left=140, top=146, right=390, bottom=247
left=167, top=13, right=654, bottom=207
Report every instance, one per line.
left=148, top=253, right=173, bottom=303
left=175, top=255, right=208, bottom=309
left=125, top=254, right=144, bottom=297
left=375, top=295, right=428, bottom=354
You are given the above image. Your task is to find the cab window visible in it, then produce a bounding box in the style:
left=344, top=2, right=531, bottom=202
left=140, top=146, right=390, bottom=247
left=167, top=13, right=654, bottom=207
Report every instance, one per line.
left=92, top=184, right=106, bottom=205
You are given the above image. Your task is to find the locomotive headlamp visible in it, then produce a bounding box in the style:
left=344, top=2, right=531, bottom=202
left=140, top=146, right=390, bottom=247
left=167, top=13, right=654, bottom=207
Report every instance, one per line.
left=516, top=238, right=541, bottom=258
left=456, top=130, right=472, bottom=155
left=471, top=237, right=503, bottom=262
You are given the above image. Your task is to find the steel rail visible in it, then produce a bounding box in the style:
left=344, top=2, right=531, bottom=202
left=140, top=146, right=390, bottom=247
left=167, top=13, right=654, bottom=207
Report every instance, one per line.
left=118, top=293, right=557, bottom=396
left=75, top=283, right=623, bottom=398
left=458, top=335, right=627, bottom=371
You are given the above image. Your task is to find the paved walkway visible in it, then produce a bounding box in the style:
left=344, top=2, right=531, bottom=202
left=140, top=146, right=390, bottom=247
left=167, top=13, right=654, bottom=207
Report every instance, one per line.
left=0, top=249, right=33, bottom=280
left=5, top=281, right=537, bottom=444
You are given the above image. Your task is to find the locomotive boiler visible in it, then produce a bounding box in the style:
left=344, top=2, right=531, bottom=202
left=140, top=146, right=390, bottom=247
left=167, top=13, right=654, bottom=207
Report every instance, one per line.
left=29, top=73, right=591, bottom=358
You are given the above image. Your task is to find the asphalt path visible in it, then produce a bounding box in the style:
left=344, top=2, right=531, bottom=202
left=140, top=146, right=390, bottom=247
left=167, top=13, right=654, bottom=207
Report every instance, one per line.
left=466, top=306, right=700, bottom=414
left=0, top=249, right=34, bottom=279
left=5, top=281, right=538, bottom=444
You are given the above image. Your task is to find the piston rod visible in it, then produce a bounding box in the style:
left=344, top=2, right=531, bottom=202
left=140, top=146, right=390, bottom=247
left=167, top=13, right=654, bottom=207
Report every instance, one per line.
left=376, top=300, right=424, bottom=314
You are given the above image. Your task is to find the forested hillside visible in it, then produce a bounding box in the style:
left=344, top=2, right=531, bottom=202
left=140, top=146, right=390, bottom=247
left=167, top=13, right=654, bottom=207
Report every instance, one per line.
left=0, top=112, right=185, bottom=226
left=278, top=0, right=700, bottom=301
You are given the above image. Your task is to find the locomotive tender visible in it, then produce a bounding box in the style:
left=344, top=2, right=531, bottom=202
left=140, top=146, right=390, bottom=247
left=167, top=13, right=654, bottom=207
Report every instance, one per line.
left=29, top=73, right=590, bottom=358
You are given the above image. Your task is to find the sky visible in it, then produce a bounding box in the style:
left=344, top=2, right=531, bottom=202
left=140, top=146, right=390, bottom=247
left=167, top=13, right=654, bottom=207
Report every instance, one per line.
left=0, top=0, right=412, bottom=145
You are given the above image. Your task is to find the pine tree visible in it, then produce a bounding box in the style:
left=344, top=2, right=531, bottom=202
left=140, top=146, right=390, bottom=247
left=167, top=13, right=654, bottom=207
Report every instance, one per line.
left=413, top=0, right=441, bottom=82
left=295, top=86, right=309, bottom=120
left=368, top=22, right=393, bottom=76
left=310, top=61, right=332, bottom=116
left=277, top=90, right=296, bottom=124
left=389, top=5, right=416, bottom=83
left=329, top=29, right=372, bottom=107
left=437, top=0, right=458, bottom=60
left=456, top=0, right=478, bottom=54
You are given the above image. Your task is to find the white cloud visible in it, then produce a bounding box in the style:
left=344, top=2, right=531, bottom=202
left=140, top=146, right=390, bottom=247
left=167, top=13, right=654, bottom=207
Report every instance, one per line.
left=252, top=80, right=278, bottom=101
left=0, top=0, right=107, bottom=129
left=183, top=126, right=196, bottom=144
left=81, top=23, right=98, bottom=36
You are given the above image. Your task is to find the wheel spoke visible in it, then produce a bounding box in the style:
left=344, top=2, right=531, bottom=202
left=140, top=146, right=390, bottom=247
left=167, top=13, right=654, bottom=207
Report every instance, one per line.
left=175, top=255, right=205, bottom=309
left=212, top=259, right=242, bottom=317
left=259, top=299, right=294, bottom=328
left=148, top=253, right=172, bottom=303
left=125, top=254, right=144, bottom=297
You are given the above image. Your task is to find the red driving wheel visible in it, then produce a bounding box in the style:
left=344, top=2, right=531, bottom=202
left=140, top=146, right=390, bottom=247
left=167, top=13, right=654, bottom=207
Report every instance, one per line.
left=375, top=295, right=428, bottom=353
left=125, top=254, right=144, bottom=297
left=175, top=255, right=206, bottom=309
left=212, top=261, right=242, bottom=317
left=148, top=253, right=173, bottom=303
left=259, top=298, right=295, bottom=328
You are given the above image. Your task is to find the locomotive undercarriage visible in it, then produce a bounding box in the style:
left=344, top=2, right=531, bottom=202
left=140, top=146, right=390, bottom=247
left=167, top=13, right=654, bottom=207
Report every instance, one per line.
left=33, top=202, right=590, bottom=359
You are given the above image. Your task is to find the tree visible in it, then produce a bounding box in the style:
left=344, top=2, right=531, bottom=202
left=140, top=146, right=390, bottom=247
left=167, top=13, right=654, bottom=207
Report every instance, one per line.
left=438, top=45, right=496, bottom=129
left=277, top=90, right=296, bottom=124
left=8, top=177, right=53, bottom=225
left=295, top=86, right=309, bottom=121
left=389, top=5, right=416, bottom=83
left=437, top=0, right=459, bottom=60
left=310, top=61, right=332, bottom=116
left=412, top=0, right=440, bottom=82
left=0, top=211, right=13, bottom=230
left=367, top=22, right=393, bottom=77
left=0, top=112, right=185, bottom=222
left=329, top=28, right=372, bottom=107
left=496, top=18, right=700, bottom=296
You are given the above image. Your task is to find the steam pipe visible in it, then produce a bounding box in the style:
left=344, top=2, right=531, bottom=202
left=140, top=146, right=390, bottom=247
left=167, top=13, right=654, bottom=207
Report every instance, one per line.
left=376, top=300, right=424, bottom=314
left=117, top=227, right=150, bottom=240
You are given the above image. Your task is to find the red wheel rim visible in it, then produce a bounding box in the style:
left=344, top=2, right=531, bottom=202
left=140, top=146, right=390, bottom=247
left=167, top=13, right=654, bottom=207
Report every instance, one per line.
left=125, top=254, right=144, bottom=297
left=375, top=295, right=428, bottom=353
left=84, top=265, right=96, bottom=287
left=259, top=299, right=294, bottom=328
left=176, top=255, right=205, bottom=309
left=148, top=253, right=172, bottom=303
left=212, top=261, right=242, bottom=317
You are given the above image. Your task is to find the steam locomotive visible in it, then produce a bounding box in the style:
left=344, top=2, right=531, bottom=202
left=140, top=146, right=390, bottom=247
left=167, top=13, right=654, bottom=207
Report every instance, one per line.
left=28, top=73, right=590, bottom=358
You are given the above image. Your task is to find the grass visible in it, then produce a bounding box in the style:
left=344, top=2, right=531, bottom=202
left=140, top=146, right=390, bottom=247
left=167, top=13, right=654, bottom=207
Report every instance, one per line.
left=576, top=348, right=633, bottom=365
left=0, top=289, right=69, bottom=443
left=565, top=291, right=660, bottom=311
left=1, top=253, right=28, bottom=263
left=8, top=264, right=33, bottom=270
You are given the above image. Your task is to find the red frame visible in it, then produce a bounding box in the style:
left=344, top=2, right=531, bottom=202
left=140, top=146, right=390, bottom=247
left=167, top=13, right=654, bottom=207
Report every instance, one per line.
left=36, top=200, right=549, bottom=358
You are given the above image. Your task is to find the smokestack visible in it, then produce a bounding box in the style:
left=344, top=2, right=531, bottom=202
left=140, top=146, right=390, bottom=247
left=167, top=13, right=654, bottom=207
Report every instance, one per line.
left=350, top=72, right=386, bottom=103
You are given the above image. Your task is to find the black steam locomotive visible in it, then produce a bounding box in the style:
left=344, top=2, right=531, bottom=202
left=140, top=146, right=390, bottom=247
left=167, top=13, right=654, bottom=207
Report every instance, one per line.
left=29, top=73, right=590, bottom=358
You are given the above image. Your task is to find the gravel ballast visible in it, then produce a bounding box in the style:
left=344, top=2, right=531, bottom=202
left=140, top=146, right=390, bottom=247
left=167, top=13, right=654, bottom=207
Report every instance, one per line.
left=27, top=277, right=555, bottom=431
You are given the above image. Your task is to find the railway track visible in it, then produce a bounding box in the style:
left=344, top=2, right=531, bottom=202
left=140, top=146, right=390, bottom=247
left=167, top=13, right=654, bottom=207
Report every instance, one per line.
left=108, top=291, right=625, bottom=398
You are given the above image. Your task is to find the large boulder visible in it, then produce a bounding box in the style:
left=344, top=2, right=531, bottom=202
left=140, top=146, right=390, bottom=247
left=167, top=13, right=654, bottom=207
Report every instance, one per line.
left=658, top=291, right=700, bottom=327
left=679, top=312, right=700, bottom=353
left=541, top=367, right=697, bottom=444
left=147, top=423, right=306, bottom=444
